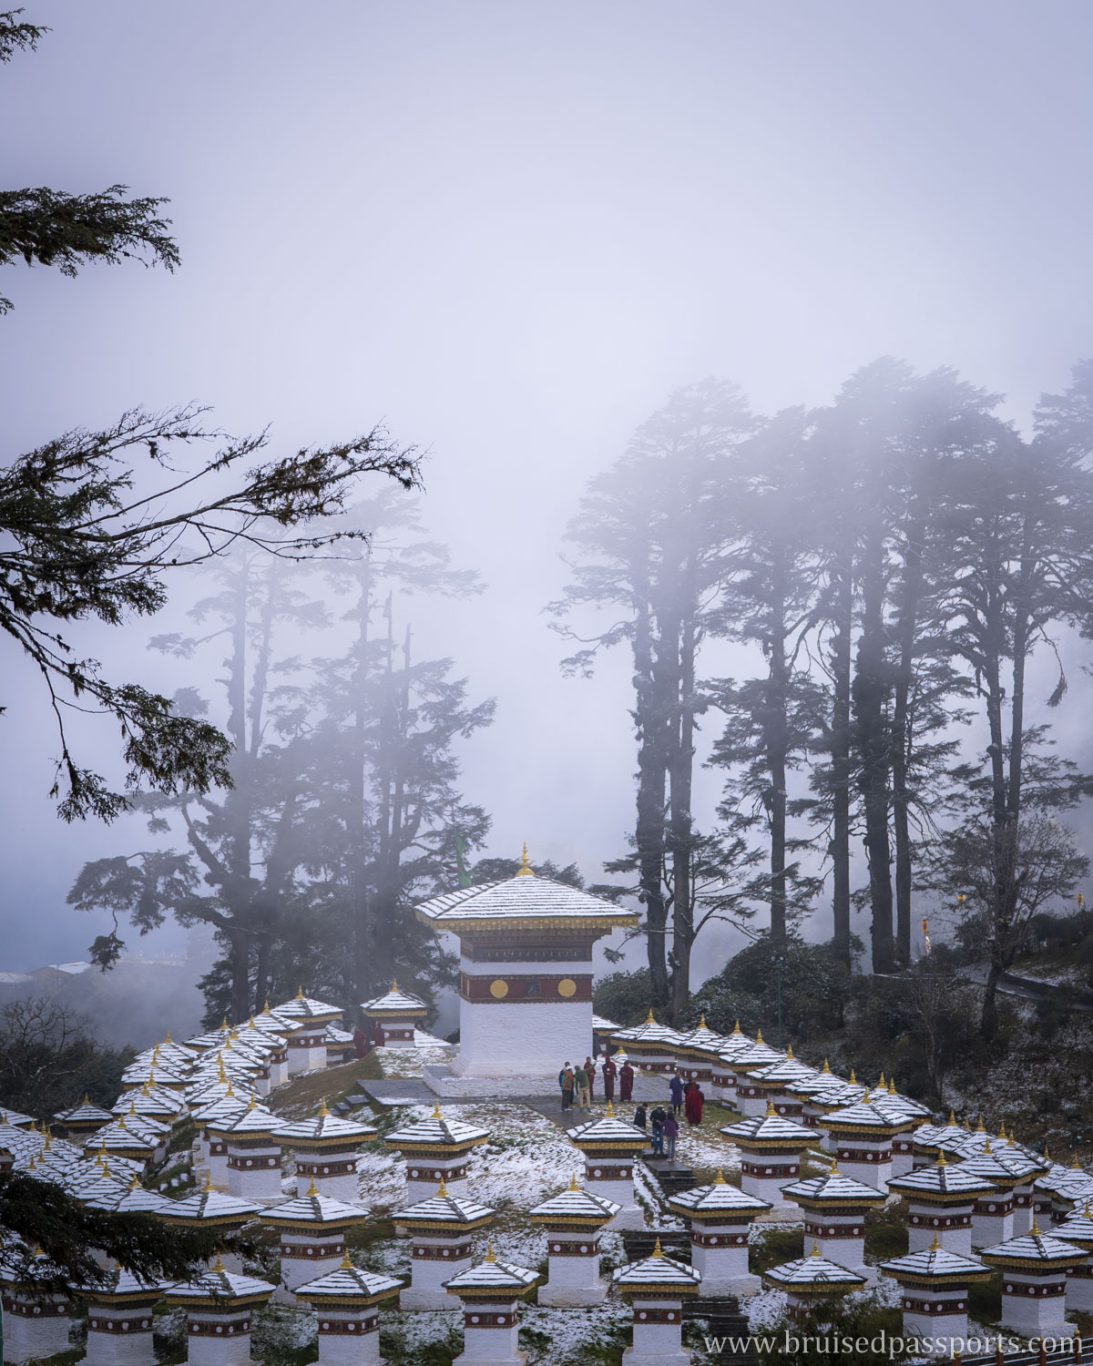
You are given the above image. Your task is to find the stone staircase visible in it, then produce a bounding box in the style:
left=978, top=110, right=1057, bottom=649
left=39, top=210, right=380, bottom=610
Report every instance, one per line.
left=644, top=1158, right=699, bottom=1200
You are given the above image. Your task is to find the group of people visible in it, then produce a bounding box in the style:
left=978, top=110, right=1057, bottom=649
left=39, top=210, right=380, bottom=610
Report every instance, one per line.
left=557, top=1054, right=707, bottom=1155
left=557, top=1053, right=637, bottom=1110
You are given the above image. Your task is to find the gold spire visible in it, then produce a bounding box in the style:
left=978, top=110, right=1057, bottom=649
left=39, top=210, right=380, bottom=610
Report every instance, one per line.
left=878, top=1072, right=886, bottom=1090
left=830, top=1159, right=840, bottom=1175
left=248, top=1016, right=255, bottom=1029
left=203, top=1170, right=213, bottom=1191
left=849, top=1069, right=857, bottom=1085
left=982, top=1138, right=992, bottom=1154
left=929, top=1233, right=941, bottom=1251
left=975, top=1116, right=986, bottom=1134
left=937, top=1151, right=947, bottom=1167
left=766, top=1100, right=777, bottom=1117
left=226, top=1079, right=235, bottom=1097
left=102, top=1159, right=112, bottom=1178
left=786, top=1044, right=795, bottom=1061
left=118, top=1115, right=128, bottom=1131
left=756, top=1028, right=765, bottom=1045
left=645, top=1008, right=656, bottom=1025
left=516, top=843, right=534, bottom=877
left=221, top=1016, right=229, bottom=1031
left=212, top=1253, right=226, bottom=1274
left=947, top=1109, right=956, bottom=1126
left=714, top=1168, right=726, bottom=1185
left=1031, top=1218, right=1042, bottom=1237
left=391, top=978, right=399, bottom=992
left=263, top=999, right=271, bottom=1014
left=142, top=1080, right=152, bottom=1096
left=296, top=986, right=305, bottom=1000
left=82, top=1092, right=91, bottom=1106
left=217, top=1056, right=227, bottom=1084
left=821, top=1058, right=831, bottom=1075
left=439, top=1176, right=450, bottom=1197
left=432, top=1101, right=443, bottom=1120
left=887, top=1077, right=896, bottom=1096
left=165, top=1028, right=173, bottom=1044
left=318, top=1098, right=330, bottom=1118
left=698, top=1013, right=707, bottom=1030
left=340, top=1247, right=354, bottom=1269
left=652, top=1237, right=664, bottom=1258
left=1084, top=1201, right=1093, bottom=1219
left=130, top=1172, right=141, bottom=1190
left=810, top=1242, right=821, bottom=1257
left=732, top=1019, right=742, bottom=1035
left=307, top=1178, right=319, bottom=1197
left=606, top=1100, right=616, bottom=1118
left=484, top=1241, right=497, bottom=1263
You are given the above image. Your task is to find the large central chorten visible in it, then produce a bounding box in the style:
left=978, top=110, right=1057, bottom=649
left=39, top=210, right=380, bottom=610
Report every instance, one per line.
left=415, top=847, right=637, bottom=1088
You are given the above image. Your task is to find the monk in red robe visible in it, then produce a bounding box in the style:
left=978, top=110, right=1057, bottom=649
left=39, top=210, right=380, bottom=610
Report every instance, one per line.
left=684, top=1081, right=705, bottom=1126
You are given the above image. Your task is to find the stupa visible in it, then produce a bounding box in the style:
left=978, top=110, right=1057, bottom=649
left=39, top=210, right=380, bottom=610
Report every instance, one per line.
left=979, top=1223, right=1085, bottom=1338
left=879, top=1236, right=991, bottom=1352
left=530, top=1175, right=620, bottom=1305
left=415, top=846, right=637, bottom=1092
left=393, top=1177, right=496, bottom=1309
left=667, top=1170, right=770, bottom=1295
left=612, top=1239, right=702, bottom=1366
left=565, top=1103, right=649, bottom=1228
left=275, top=1100, right=377, bottom=1202
left=384, top=1103, right=490, bottom=1202
left=781, top=1163, right=887, bottom=1276
left=444, top=1246, right=539, bottom=1366
left=763, top=1245, right=866, bottom=1321
left=720, top=1103, right=814, bottom=1211
left=80, top=1267, right=162, bottom=1366
left=360, top=981, right=429, bottom=1046
left=162, top=1257, right=275, bottom=1366
left=295, top=1252, right=403, bottom=1365
left=887, top=1152, right=995, bottom=1255
left=262, top=1181, right=369, bottom=1293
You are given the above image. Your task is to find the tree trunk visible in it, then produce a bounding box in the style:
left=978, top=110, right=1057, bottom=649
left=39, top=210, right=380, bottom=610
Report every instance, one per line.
left=854, top=530, right=895, bottom=974
left=890, top=515, right=924, bottom=968
left=766, top=550, right=789, bottom=945
left=979, top=957, right=1004, bottom=1041
left=632, top=588, right=670, bottom=1009
left=829, top=561, right=853, bottom=966
left=669, top=609, right=697, bottom=1022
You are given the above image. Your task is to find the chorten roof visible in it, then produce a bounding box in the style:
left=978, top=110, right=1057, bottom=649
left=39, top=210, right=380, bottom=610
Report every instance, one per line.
left=80, top=1266, right=162, bottom=1300
left=1055, top=1204, right=1093, bottom=1250
left=749, top=1057, right=820, bottom=1087
left=114, top=1085, right=186, bottom=1119
left=164, top=1258, right=275, bottom=1306
left=262, top=1185, right=368, bottom=1229
left=444, top=1250, right=539, bottom=1296
left=206, top=1099, right=281, bottom=1138
left=84, top=1174, right=173, bottom=1216
left=721, top=1106, right=813, bottom=1146
left=880, top=1240, right=991, bottom=1284
left=386, top=1105, right=489, bottom=1151
left=82, top=1119, right=158, bottom=1155
left=957, top=1143, right=1044, bottom=1184
left=566, top=1108, right=648, bottom=1148
left=613, top=1241, right=702, bottom=1292
left=158, top=1180, right=260, bottom=1227
left=764, top=1248, right=866, bottom=1291
left=415, top=854, right=638, bottom=933
left=592, top=1013, right=620, bottom=1031
left=275, top=1103, right=377, bottom=1145
left=530, top=1180, right=621, bottom=1223
left=0, top=1105, right=34, bottom=1128
left=295, top=1254, right=403, bottom=1305
left=822, top=1101, right=915, bottom=1135
left=980, top=1226, right=1087, bottom=1267
left=53, top=1098, right=114, bottom=1127
left=676, top=1018, right=731, bottom=1055
left=887, top=1155, right=996, bottom=1199
left=728, top=1039, right=786, bottom=1070
left=782, top=1168, right=888, bottom=1206
left=668, top=1172, right=772, bottom=1217
left=395, top=1181, right=496, bottom=1228
left=360, top=983, right=428, bottom=1014
left=271, top=991, right=343, bottom=1023
left=611, top=1013, right=680, bottom=1046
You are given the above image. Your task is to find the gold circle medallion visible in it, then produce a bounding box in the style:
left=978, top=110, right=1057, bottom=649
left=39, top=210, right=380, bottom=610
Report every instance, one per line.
left=557, top=978, right=577, bottom=998
left=489, top=979, right=509, bottom=999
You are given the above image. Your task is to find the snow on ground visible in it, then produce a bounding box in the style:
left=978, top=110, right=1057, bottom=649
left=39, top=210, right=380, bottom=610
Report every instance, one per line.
left=674, top=1127, right=742, bottom=1172
left=374, top=1032, right=455, bottom=1079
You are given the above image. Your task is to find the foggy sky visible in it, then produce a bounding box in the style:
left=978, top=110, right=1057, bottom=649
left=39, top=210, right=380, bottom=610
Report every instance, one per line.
left=4, top=1, right=1093, bottom=973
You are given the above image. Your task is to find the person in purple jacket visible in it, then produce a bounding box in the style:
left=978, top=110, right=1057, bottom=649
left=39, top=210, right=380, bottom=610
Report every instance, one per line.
left=668, top=1072, right=684, bottom=1117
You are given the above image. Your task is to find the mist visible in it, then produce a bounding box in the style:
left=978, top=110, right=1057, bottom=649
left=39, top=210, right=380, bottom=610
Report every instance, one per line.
left=4, top=1, right=1093, bottom=1027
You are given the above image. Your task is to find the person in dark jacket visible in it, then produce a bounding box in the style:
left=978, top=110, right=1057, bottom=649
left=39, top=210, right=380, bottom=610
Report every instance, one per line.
left=633, top=1103, right=647, bottom=1131
left=650, top=1105, right=667, bottom=1156
left=619, top=1060, right=635, bottom=1103
left=668, top=1073, right=684, bottom=1116
left=560, top=1062, right=575, bottom=1111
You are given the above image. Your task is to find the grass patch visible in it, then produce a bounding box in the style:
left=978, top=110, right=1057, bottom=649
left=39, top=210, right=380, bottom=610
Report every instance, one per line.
left=968, top=1271, right=1001, bottom=1326
left=751, top=1225, right=804, bottom=1273
left=270, top=1055, right=383, bottom=1119
left=864, top=1203, right=908, bottom=1262
left=379, top=1321, right=462, bottom=1365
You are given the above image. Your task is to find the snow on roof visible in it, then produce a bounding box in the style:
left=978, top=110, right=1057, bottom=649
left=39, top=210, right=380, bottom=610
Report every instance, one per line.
left=822, top=1101, right=915, bottom=1133
left=206, top=1101, right=281, bottom=1136
left=880, top=1243, right=991, bottom=1281
left=444, top=1254, right=539, bottom=1295
left=887, top=1158, right=996, bottom=1198
left=269, top=993, right=343, bottom=1022
left=980, top=1228, right=1088, bottom=1265
left=415, top=871, right=638, bottom=929
left=764, top=1249, right=866, bottom=1289
left=591, top=1014, right=619, bottom=1030
left=612, top=1244, right=702, bottom=1290
left=1053, top=1208, right=1093, bottom=1248
left=360, top=983, right=428, bottom=1013
left=610, top=1014, right=680, bottom=1046
left=956, top=1144, right=1044, bottom=1183
left=295, top=1259, right=403, bottom=1302
left=84, top=1178, right=173, bottom=1216
left=262, top=1189, right=368, bottom=1227
left=720, top=1109, right=813, bottom=1145
left=54, top=1098, right=114, bottom=1125
left=158, top=1183, right=261, bottom=1224
left=395, top=1186, right=496, bottom=1226
left=749, top=1058, right=820, bottom=1086
left=275, top=1105, right=377, bottom=1143
left=386, top=1107, right=489, bottom=1148
left=164, top=1261, right=275, bottom=1304
left=530, top=1183, right=621, bottom=1222
left=782, top=1169, right=889, bottom=1205
left=566, top=1111, right=649, bottom=1146
left=0, top=1106, right=34, bottom=1127
left=668, top=1174, right=772, bottom=1217
left=80, top=1266, right=162, bottom=1299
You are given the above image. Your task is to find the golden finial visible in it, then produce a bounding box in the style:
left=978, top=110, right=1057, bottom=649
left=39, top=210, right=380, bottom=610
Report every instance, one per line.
left=982, top=1138, right=992, bottom=1154
left=569, top=1172, right=579, bottom=1192
left=263, top=999, right=271, bottom=1014
left=226, top=1079, right=235, bottom=1097
left=212, top=1253, right=226, bottom=1274
left=307, top=1178, right=319, bottom=1197
left=1084, top=1201, right=1093, bottom=1219
left=82, top=1092, right=90, bottom=1106
left=810, top=1242, right=821, bottom=1257
left=203, top=1170, right=213, bottom=1191
left=786, top=1044, right=795, bottom=1061
left=830, top=1159, right=840, bottom=1175
left=391, top=979, right=399, bottom=992
left=118, top=1115, right=128, bottom=1131
left=130, top=1172, right=141, bottom=1190
left=821, top=1058, right=831, bottom=1075
left=766, top=1100, right=777, bottom=1117
left=929, top=1233, right=941, bottom=1251
left=606, top=1100, right=616, bottom=1118
left=732, top=1020, right=742, bottom=1035
left=517, top=843, right=534, bottom=877
left=849, top=1068, right=857, bottom=1085
left=432, top=1102, right=443, bottom=1120
left=44, top=1128, right=52, bottom=1151
left=246, top=1096, right=257, bottom=1112
left=129, top=1099, right=137, bottom=1115
left=484, top=1241, right=497, bottom=1263
left=937, top=1151, right=947, bottom=1167
left=296, top=986, right=305, bottom=1000
left=699, top=1013, right=707, bottom=1030
left=714, top=1169, right=726, bottom=1185
left=645, top=1008, right=656, bottom=1025
left=102, top=1159, right=112, bottom=1178
left=340, top=1247, right=353, bottom=1269
left=1031, top=1218, right=1042, bottom=1237
left=887, top=1076, right=897, bottom=1095
left=947, top=1110, right=957, bottom=1126
left=878, top=1072, right=886, bottom=1090
left=975, top=1116, right=986, bottom=1134
left=142, top=1080, right=152, bottom=1096
left=319, top=1099, right=330, bottom=1118
left=165, top=1029, right=173, bottom=1044
left=220, top=1016, right=229, bottom=1031
left=756, top=1028, right=765, bottom=1045
left=217, top=1057, right=227, bottom=1084
left=439, top=1176, right=449, bottom=1197
left=652, top=1237, right=664, bottom=1258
